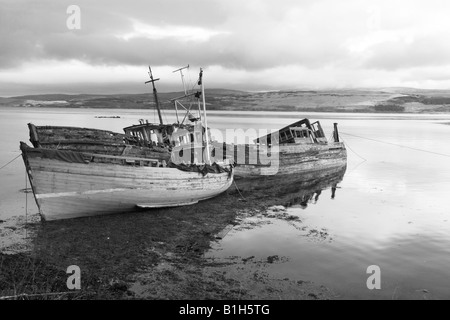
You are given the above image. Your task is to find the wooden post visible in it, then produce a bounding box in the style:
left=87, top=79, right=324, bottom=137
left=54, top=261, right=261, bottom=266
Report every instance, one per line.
left=333, top=123, right=340, bottom=142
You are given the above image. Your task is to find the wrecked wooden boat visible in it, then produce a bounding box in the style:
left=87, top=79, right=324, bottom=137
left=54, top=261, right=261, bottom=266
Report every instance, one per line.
left=217, top=118, right=347, bottom=177
left=20, top=67, right=234, bottom=221
left=20, top=142, right=233, bottom=221
left=27, top=66, right=214, bottom=165
left=27, top=124, right=171, bottom=160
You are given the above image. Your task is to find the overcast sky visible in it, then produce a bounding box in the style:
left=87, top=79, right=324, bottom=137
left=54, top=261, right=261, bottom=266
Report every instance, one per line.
left=1, top=0, right=450, bottom=96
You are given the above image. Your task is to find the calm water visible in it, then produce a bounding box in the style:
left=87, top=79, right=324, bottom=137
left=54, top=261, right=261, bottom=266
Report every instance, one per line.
left=1, top=106, right=450, bottom=299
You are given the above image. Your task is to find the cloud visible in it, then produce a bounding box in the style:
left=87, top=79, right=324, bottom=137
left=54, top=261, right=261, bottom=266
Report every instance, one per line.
left=116, top=21, right=230, bottom=42
left=1, top=0, right=450, bottom=93
left=362, top=34, right=450, bottom=70
left=0, top=0, right=355, bottom=70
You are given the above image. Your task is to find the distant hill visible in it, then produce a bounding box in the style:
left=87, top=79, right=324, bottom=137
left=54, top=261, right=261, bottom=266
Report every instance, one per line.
left=1, top=88, right=450, bottom=113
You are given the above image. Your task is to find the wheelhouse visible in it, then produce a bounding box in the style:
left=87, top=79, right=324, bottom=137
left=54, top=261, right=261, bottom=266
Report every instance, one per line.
left=255, top=118, right=328, bottom=146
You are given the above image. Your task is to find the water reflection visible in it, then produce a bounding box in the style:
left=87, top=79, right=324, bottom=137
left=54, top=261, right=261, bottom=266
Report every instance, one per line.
left=235, top=165, right=346, bottom=209
left=284, top=168, right=345, bottom=209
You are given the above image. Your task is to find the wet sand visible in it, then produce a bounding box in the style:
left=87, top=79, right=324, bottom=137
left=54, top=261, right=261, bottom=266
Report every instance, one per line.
left=0, top=169, right=344, bottom=300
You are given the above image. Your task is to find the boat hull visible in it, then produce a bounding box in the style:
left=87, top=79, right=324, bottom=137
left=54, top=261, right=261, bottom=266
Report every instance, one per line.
left=232, top=142, right=347, bottom=177
left=21, top=144, right=233, bottom=221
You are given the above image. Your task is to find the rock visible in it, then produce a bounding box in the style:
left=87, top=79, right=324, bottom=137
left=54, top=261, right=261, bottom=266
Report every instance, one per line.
left=267, top=205, right=286, bottom=212
left=308, top=293, right=318, bottom=299
left=109, top=280, right=128, bottom=292
left=164, top=252, right=175, bottom=258
left=242, top=256, right=255, bottom=263
left=267, top=255, right=279, bottom=263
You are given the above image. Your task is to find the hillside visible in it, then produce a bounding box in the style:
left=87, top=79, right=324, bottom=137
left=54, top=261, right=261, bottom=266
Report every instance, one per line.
left=1, top=88, right=450, bottom=113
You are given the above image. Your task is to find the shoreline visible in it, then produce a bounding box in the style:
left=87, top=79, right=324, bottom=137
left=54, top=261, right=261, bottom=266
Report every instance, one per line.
left=2, top=104, right=450, bottom=115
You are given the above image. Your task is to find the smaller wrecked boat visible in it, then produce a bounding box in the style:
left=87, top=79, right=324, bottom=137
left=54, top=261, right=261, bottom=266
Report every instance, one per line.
left=20, top=67, right=234, bottom=221
left=218, top=118, right=347, bottom=177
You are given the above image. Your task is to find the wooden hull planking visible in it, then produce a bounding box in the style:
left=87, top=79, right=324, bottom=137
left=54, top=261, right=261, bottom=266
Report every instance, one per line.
left=23, top=152, right=233, bottom=221
left=233, top=142, right=347, bottom=177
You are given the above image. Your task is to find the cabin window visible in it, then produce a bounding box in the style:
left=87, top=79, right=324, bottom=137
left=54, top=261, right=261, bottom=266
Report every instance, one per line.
left=178, top=135, right=190, bottom=145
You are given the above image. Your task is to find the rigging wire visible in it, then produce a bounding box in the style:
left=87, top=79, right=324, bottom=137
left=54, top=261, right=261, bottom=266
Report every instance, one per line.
left=340, top=132, right=450, bottom=158
left=327, top=132, right=334, bottom=143
left=187, top=67, right=195, bottom=92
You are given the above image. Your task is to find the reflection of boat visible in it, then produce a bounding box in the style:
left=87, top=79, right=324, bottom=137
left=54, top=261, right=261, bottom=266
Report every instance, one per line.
left=20, top=67, right=234, bottom=221
left=217, top=118, right=347, bottom=177
left=236, top=164, right=347, bottom=207
left=281, top=165, right=346, bottom=208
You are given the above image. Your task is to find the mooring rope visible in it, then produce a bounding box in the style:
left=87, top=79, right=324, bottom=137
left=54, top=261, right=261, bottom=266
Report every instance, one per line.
left=341, top=137, right=367, bottom=162
left=233, top=180, right=247, bottom=201
left=0, top=291, right=79, bottom=300
left=340, top=132, right=450, bottom=158
left=0, top=153, right=29, bottom=237
left=25, top=169, right=28, bottom=239
left=0, top=154, right=21, bottom=171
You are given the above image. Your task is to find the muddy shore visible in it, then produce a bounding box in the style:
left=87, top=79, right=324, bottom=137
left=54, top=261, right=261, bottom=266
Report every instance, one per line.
left=0, top=169, right=344, bottom=300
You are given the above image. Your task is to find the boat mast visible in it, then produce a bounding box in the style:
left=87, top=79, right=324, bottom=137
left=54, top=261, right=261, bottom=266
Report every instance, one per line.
left=199, top=68, right=211, bottom=165
left=172, top=65, right=190, bottom=124
left=173, top=65, right=190, bottom=95
left=145, top=66, right=163, bottom=125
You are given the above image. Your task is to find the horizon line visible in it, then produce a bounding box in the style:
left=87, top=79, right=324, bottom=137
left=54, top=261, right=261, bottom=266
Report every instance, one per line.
left=3, top=86, right=450, bottom=99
